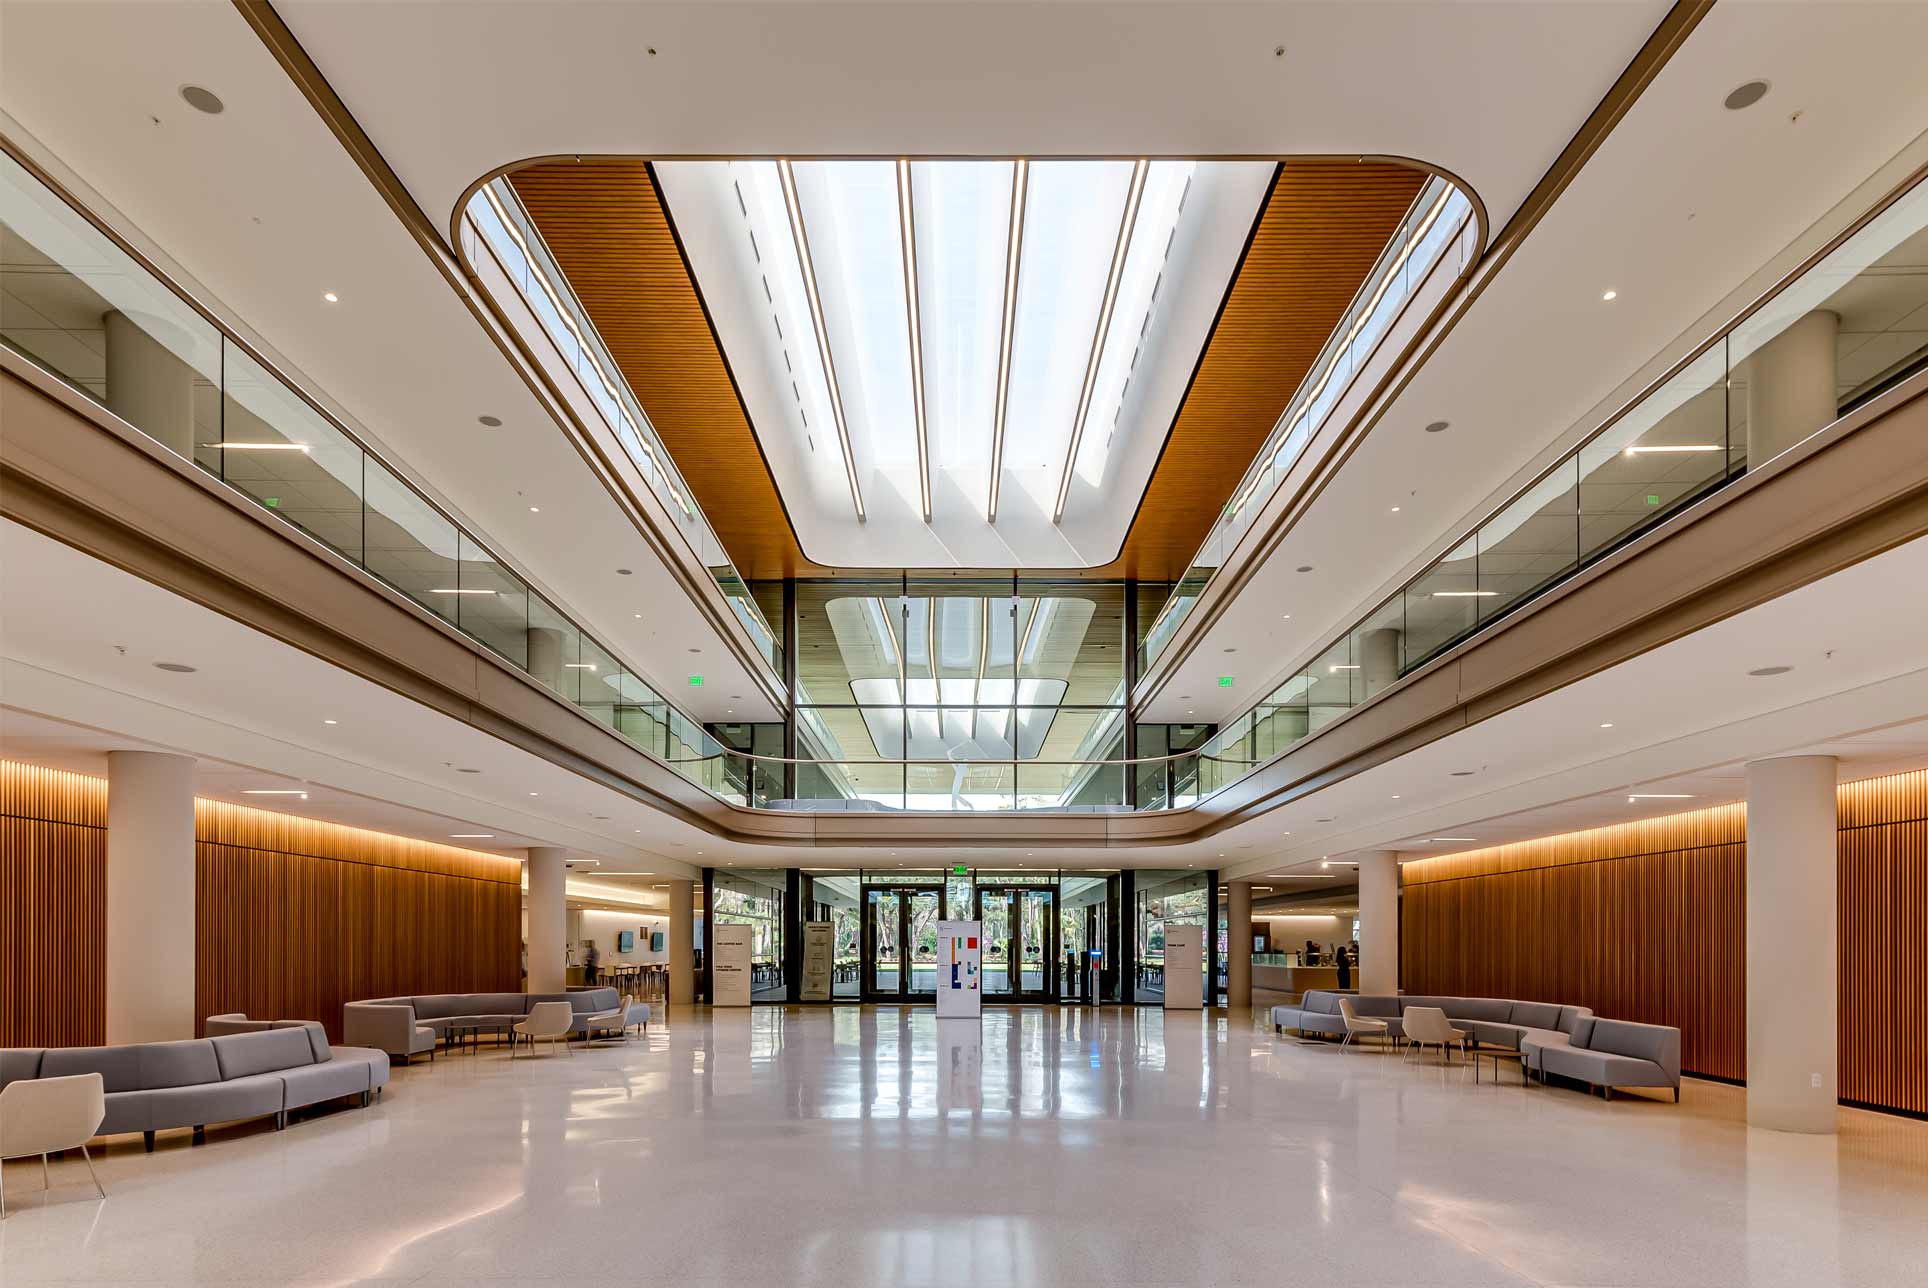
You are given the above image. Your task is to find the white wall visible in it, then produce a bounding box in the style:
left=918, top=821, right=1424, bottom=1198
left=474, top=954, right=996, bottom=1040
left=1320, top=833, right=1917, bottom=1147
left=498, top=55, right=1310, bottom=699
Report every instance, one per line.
left=571, top=908, right=670, bottom=964
left=1258, top=914, right=1353, bottom=954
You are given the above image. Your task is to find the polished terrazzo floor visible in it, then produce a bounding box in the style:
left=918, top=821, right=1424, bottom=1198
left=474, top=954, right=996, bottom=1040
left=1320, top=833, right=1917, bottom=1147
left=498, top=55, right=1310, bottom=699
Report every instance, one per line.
left=2, top=1005, right=1924, bottom=1286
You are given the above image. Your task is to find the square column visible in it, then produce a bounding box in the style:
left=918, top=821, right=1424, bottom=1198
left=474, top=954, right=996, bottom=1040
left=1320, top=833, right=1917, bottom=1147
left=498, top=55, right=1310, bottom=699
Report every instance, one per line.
left=525, top=847, right=567, bottom=994
left=106, top=751, right=196, bottom=1043
left=1745, top=755, right=1838, bottom=1133
left=1227, top=880, right=1252, bottom=1007
left=1358, top=851, right=1399, bottom=996
left=669, top=878, right=695, bottom=1004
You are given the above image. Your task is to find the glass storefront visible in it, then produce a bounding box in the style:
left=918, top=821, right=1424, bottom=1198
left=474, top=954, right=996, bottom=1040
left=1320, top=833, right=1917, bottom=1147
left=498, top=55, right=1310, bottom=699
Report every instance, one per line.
left=1133, top=870, right=1209, bottom=1004
left=713, top=869, right=788, bottom=1001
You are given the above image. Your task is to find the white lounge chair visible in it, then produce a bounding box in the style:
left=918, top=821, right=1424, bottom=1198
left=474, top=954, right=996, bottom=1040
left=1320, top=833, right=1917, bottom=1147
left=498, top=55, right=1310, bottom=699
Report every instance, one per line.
left=1338, top=998, right=1391, bottom=1051
left=1, top=1072, right=107, bottom=1215
left=512, top=1001, right=574, bottom=1058
left=1402, top=1006, right=1469, bottom=1062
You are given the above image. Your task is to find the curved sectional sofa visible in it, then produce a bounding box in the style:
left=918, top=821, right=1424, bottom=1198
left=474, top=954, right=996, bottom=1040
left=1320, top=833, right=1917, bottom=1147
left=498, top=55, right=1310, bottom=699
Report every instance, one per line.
left=1272, top=991, right=1681, bottom=1101
left=0, top=1021, right=389, bottom=1151
left=343, top=988, right=643, bottom=1059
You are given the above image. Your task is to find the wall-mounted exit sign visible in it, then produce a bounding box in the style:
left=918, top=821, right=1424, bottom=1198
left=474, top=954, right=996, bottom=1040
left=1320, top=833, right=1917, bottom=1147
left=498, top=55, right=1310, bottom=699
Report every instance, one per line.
left=1218, top=676, right=1234, bottom=687
left=688, top=675, right=704, bottom=686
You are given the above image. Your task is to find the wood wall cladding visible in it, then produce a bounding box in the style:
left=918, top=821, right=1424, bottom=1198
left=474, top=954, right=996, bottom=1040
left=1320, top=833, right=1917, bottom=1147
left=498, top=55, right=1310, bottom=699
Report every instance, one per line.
left=194, top=800, right=522, bottom=1041
left=0, top=763, right=108, bottom=1047
left=1404, top=772, right=1928, bottom=1114
left=1837, top=769, right=1928, bottom=1116
left=0, top=760, right=520, bottom=1047
left=1401, top=805, right=1747, bottom=1081
left=507, top=158, right=1426, bottom=581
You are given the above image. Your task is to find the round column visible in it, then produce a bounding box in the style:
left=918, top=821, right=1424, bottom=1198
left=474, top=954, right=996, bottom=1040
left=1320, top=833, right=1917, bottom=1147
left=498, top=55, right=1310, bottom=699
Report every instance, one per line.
left=1362, top=628, right=1402, bottom=698
left=103, top=311, right=197, bottom=458
left=1746, top=755, right=1838, bottom=1133
left=1357, top=851, right=1399, bottom=996
left=1746, top=310, right=1838, bottom=467
left=106, top=750, right=197, bottom=1043
left=1227, top=880, right=1253, bottom=1008
left=525, top=847, right=568, bottom=994
left=668, top=878, right=695, bottom=1005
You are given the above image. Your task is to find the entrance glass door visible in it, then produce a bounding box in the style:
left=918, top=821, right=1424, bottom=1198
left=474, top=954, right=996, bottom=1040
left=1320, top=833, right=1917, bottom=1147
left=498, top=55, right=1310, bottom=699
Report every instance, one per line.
left=862, top=886, right=941, bottom=1001
left=976, top=886, right=1056, bottom=1001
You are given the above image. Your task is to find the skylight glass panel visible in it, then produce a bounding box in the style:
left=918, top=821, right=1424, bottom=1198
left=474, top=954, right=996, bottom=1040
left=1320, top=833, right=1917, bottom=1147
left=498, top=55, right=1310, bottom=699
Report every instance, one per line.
left=1000, top=161, right=1137, bottom=495
left=790, top=161, right=917, bottom=491
left=912, top=160, right=1013, bottom=511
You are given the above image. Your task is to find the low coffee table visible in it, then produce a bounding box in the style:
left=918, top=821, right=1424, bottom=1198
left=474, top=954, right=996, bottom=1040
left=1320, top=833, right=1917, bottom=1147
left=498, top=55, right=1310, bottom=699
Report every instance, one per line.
left=1474, top=1045, right=1528, bottom=1086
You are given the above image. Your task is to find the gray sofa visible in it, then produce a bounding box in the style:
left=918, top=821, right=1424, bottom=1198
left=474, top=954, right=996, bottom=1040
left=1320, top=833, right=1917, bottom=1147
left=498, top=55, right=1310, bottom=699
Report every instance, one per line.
left=342, top=988, right=643, bottom=1059
left=0, top=1022, right=390, bottom=1151
left=1272, top=991, right=1680, bottom=1101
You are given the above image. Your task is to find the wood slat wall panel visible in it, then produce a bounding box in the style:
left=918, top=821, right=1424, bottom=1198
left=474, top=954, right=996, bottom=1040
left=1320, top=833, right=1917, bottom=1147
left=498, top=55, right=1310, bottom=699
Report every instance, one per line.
left=0, top=761, right=519, bottom=1047
left=1403, top=769, right=1928, bottom=1112
left=0, top=763, right=108, bottom=1047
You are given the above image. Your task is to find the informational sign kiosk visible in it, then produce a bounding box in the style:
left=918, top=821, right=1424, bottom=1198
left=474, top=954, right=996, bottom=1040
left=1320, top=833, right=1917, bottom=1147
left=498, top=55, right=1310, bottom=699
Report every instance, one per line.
left=713, top=922, right=753, bottom=1006
left=936, top=920, right=983, bottom=1018
left=1162, top=924, right=1204, bottom=1010
left=800, top=922, right=833, bottom=1001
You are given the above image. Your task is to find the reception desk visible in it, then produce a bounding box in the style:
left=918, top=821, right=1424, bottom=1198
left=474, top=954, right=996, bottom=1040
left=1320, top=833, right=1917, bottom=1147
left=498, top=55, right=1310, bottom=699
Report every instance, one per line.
left=1251, top=960, right=1341, bottom=1003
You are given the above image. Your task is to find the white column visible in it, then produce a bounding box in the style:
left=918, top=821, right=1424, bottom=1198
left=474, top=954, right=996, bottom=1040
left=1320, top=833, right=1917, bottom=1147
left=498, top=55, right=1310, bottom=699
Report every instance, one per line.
left=668, top=878, right=694, bottom=1005
left=527, top=628, right=564, bottom=692
left=103, top=311, right=197, bottom=458
left=1357, top=851, right=1399, bottom=995
left=1745, top=755, right=1838, bottom=1133
left=1361, top=628, right=1402, bottom=698
left=526, top=847, right=567, bottom=994
left=1227, top=880, right=1253, bottom=1008
left=1746, top=310, right=1838, bottom=467
left=106, top=751, right=196, bottom=1043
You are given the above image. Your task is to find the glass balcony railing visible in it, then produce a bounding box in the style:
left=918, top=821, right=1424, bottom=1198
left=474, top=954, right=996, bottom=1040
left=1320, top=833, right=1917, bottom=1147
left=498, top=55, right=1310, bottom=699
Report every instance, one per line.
left=461, top=179, right=782, bottom=676
left=1138, top=176, right=1477, bottom=674
left=1186, top=161, right=1928, bottom=796
left=0, top=141, right=757, bottom=806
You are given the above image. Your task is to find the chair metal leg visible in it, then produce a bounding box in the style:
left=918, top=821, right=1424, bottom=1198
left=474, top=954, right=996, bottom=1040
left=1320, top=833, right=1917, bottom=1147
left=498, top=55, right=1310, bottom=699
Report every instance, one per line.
left=80, top=1144, right=105, bottom=1199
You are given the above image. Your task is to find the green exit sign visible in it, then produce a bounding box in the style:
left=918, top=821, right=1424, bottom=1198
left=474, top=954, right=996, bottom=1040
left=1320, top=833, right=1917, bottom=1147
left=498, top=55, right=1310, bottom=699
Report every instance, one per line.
left=953, top=864, right=968, bottom=876
left=1218, top=676, right=1234, bottom=688
left=688, top=675, right=703, bottom=686
left=1646, top=494, right=1661, bottom=506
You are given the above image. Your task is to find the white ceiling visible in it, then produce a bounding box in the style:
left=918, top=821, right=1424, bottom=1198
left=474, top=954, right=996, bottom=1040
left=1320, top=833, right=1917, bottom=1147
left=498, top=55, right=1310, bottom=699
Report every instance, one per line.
left=0, top=519, right=702, bottom=877
left=0, top=4, right=779, bottom=725
left=1145, top=1, right=1928, bottom=719
left=273, top=1, right=1668, bottom=240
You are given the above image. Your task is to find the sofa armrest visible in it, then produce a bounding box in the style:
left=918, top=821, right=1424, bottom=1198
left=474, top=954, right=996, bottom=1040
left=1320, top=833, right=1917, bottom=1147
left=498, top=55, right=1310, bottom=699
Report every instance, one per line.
left=343, top=1002, right=418, bottom=1055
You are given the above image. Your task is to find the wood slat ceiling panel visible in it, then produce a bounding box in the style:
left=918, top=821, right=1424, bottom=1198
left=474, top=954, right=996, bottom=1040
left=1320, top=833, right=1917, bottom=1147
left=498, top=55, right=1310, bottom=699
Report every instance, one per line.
left=509, top=159, right=1425, bottom=580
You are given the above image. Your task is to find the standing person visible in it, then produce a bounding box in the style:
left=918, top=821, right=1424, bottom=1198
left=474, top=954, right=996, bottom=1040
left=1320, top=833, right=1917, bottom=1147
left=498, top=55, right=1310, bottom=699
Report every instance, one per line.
left=583, top=939, right=601, bottom=988
left=1335, top=944, right=1352, bottom=991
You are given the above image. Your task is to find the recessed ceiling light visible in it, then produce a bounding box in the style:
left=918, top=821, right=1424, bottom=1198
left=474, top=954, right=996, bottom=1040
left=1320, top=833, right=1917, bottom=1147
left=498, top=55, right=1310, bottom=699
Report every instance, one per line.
left=688, top=648, right=702, bottom=655
left=322, top=292, right=339, bottom=304
left=1724, top=80, right=1769, bottom=111
left=323, top=718, right=338, bottom=725
left=634, top=613, right=643, bottom=619
left=1281, top=613, right=1291, bottom=620
left=528, top=506, right=540, bottom=513
left=1296, top=565, right=1314, bottom=573
left=528, top=791, right=539, bottom=796
left=1424, top=420, right=1449, bottom=434
left=1390, top=506, right=1401, bottom=513
left=616, top=568, right=633, bottom=576
left=1391, top=795, right=1401, bottom=800
left=1599, top=721, right=1614, bottom=729
left=1601, top=290, right=1618, bottom=301
left=1223, top=647, right=1237, bottom=654
left=179, top=85, right=224, bottom=114
left=153, top=661, right=198, bottom=673
left=477, top=415, right=502, bottom=427
left=1450, top=770, right=1475, bottom=777
left=1748, top=665, right=1793, bottom=677
left=457, top=768, right=481, bottom=774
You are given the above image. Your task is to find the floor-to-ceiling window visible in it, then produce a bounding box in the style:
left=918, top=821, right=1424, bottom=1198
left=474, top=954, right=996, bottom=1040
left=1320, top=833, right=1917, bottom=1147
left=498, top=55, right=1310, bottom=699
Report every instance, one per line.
left=791, top=578, right=1125, bottom=810
left=714, top=869, right=788, bottom=1001
left=1133, top=870, right=1208, bottom=1004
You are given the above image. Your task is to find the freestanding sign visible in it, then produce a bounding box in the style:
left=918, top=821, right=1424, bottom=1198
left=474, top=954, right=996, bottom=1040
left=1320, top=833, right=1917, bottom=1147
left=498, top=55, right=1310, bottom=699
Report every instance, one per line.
left=714, top=923, right=753, bottom=1006
left=800, top=921, right=833, bottom=1001
left=1162, top=923, right=1204, bottom=1010
left=936, top=920, right=983, bottom=1018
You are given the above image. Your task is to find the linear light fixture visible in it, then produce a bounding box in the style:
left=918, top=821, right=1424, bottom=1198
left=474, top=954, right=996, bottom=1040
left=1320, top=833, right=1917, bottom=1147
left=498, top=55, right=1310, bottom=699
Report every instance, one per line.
left=987, top=159, right=1029, bottom=523
left=563, top=663, right=598, bottom=670
left=429, top=588, right=497, bottom=595
left=244, top=789, right=308, bottom=797
left=1431, top=590, right=1498, bottom=598
left=1624, top=444, right=1720, bottom=455
left=1328, top=664, right=1359, bottom=672
left=896, top=158, right=932, bottom=523
left=777, top=159, right=865, bottom=522
left=449, top=833, right=496, bottom=839
left=200, top=441, right=310, bottom=451
left=1627, top=793, right=1696, bottom=801
left=1054, top=158, right=1149, bottom=524
left=1428, top=836, right=1477, bottom=842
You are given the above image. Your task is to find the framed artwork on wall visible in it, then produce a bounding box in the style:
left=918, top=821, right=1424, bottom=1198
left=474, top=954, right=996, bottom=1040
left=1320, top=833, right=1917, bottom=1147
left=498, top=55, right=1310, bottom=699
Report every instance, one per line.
left=651, top=930, right=665, bottom=952
left=618, top=930, right=635, bottom=953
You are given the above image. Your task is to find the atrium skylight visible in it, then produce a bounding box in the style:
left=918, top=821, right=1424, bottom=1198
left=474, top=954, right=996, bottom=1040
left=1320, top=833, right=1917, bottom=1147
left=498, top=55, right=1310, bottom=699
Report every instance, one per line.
left=653, top=158, right=1276, bottom=567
